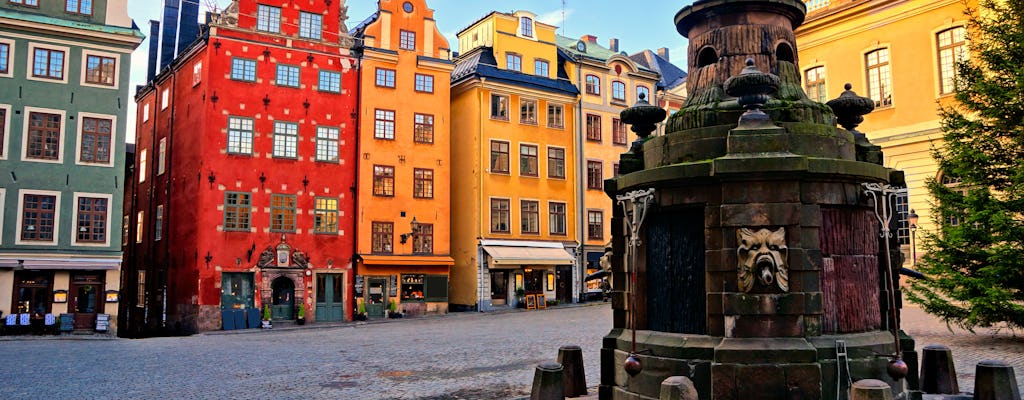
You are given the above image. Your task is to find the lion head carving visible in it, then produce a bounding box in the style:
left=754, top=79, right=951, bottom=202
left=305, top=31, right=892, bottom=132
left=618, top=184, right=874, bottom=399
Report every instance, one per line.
left=736, top=227, right=789, bottom=293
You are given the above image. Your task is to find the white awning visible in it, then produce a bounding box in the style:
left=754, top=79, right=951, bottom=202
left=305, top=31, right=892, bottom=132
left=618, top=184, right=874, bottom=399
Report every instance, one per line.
left=482, top=245, right=575, bottom=267
left=0, top=258, right=121, bottom=270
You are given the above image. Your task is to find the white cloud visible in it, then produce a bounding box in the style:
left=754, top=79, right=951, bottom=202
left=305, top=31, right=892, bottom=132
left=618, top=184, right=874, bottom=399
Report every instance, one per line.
left=536, top=8, right=573, bottom=28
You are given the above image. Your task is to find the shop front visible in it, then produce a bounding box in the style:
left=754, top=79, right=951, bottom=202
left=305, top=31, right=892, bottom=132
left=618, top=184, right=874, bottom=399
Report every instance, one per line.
left=0, top=257, right=120, bottom=334
left=479, top=240, right=576, bottom=310
left=354, top=255, right=453, bottom=319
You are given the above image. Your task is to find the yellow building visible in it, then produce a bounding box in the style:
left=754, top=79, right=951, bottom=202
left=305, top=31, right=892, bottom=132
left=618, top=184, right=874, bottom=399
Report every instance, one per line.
left=557, top=35, right=660, bottom=299
left=351, top=0, right=455, bottom=318
left=449, top=10, right=580, bottom=310
left=795, top=0, right=972, bottom=265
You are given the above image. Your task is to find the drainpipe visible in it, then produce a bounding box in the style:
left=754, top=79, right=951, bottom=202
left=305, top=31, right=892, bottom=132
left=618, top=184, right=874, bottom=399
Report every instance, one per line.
left=574, top=57, right=585, bottom=304
left=160, top=61, right=178, bottom=332
left=477, top=81, right=486, bottom=312
left=351, top=42, right=364, bottom=322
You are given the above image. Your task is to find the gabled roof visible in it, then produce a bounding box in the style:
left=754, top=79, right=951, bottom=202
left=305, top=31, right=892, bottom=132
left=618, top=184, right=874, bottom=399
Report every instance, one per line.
left=629, top=50, right=687, bottom=91
left=555, top=35, right=656, bottom=75
left=452, top=47, right=579, bottom=96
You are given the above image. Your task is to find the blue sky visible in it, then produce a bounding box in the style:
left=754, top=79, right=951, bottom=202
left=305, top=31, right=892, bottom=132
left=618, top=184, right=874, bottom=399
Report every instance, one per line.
left=124, top=1, right=693, bottom=139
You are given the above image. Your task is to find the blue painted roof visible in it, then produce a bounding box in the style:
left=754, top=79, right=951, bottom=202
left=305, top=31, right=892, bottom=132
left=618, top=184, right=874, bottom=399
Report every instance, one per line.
left=452, top=47, right=579, bottom=96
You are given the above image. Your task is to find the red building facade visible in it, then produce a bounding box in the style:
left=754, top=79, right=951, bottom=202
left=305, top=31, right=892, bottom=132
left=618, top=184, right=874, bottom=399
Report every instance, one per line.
left=125, top=0, right=358, bottom=334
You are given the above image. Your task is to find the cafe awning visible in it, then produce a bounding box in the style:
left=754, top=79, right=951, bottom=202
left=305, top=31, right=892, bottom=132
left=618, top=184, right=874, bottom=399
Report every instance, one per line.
left=356, top=255, right=455, bottom=266
left=0, top=257, right=121, bottom=270
left=482, top=245, right=575, bottom=266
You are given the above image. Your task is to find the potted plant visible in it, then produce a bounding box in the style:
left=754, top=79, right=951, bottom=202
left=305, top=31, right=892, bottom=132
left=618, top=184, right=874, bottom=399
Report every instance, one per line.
left=355, top=298, right=367, bottom=321
left=261, top=304, right=272, bottom=329
left=387, top=299, right=401, bottom=319
left=515, top=287, right=526, bottom=308
left=296, top=303, right=306, bottom=325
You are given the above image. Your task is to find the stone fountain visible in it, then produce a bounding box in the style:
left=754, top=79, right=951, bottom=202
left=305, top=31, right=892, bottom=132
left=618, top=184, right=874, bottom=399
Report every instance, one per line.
left=601, top=0, right=912, bottom=399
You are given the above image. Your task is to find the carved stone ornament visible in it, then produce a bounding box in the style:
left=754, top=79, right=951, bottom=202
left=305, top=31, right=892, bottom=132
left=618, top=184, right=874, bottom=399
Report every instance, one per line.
left=257, top=246, right=275, bottom=268
left=292, top=250, right=309, bottom=269
left=736, top=227, right=789, bottom=293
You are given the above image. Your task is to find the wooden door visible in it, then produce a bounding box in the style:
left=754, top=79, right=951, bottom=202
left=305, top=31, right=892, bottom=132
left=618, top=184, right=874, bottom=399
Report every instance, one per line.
left=69, top=274, right=104, bottom=330
left=315, top=273, right=345, bottom=321
left=365, top=278, right=386, bottom=318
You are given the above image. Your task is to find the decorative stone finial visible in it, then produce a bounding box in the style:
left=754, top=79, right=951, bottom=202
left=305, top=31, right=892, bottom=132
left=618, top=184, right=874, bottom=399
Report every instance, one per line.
left=826, top=83, right=883, bottom=164
left=619, top=92, right=667, bottom=140
left=724, top=58, right=781, bottom=128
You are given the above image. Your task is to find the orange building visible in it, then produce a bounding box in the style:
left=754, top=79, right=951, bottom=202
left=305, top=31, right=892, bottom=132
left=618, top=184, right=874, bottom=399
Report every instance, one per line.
left=351, top=0, right=454, bottom=319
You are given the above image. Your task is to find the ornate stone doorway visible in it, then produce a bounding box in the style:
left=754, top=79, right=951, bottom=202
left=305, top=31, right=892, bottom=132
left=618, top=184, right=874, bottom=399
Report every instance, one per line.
left=271, top=277, right=295, bottom=320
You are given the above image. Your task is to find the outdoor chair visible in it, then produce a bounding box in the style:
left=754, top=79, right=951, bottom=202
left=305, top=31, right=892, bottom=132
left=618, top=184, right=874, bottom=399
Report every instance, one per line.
left=44, top=314, right=57, bottom=335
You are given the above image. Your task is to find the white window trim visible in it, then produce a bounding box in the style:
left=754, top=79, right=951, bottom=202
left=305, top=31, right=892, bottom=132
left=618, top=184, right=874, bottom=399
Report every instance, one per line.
left=0, top=37, right=15, bottom=79
left=71, top=192, right=113, bottom=247
left=21, top=106, right=67, bottom=164
left=79, top=48, right=120, bottom=90
left=518, top=140, right=540, bottom=177
left=138, top=148, right=147, bottom=183
left=546, top=145, right=567, bottom=180
left=192, top=60, right=203, bottom=87
left=15, top=189, right=61, bottom=246
left=136, top=211, right=144, bottom=243
left=802, top=62, right=828, bottom=102
left=74, top=111, right=117, bottom=168
left=930, top=22, right=968, bottom=99
left=26, top=42, right=70, bottom=84
left=158, top=137, right=166, bottom=175
left=860, top=42, right=894, bottom=109
left=0, top=103, right=11, bottom=160
left=161, top=88, right=170, bottom=110
left=514, top=12, right=539, bottom=41
left=142, top=103, right=150, bottom=123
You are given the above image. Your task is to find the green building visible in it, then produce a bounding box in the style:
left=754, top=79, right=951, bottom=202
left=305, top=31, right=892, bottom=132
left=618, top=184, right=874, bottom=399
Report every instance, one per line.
left=0, top=0, right=142, bottom=333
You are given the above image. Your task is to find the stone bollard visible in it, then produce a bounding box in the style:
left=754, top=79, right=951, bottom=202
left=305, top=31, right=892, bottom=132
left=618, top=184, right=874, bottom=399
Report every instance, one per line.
left=531, top=362, right=565, bottom=400
left=558, top=345, right=588, bottom=397
left=660, top=376, right=698, bottom=400
left=973, top=360, right=1021, bottom=400
left=850, top=379, right=893, bottom=400
left=920, top=344, right=959, bottom=394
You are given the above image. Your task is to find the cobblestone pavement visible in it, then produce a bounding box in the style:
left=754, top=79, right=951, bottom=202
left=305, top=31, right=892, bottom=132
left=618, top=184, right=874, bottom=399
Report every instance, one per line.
left=0, top=303, right=1020, bottom=399
left=0, top=304, right=612, bottom=400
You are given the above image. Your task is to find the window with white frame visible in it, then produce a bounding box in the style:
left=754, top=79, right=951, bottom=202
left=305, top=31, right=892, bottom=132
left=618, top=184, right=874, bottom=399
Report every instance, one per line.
left=257, top=5, right=281, bottom=33
left=414, top=113, right=433, bottom=143
left=866, top=48, right=892, bottom=107
left=585, top=75, right=600, bottom=95
left=805, top=66, right=826, bottom=103
left=299, top=12, right=323, bottom=40
left=399, top=30, right=416, bottom=50
left=520, top=17, right=534, bottom=37
left=142, top=103, right=150, bottom=123
left=547, top=104, right=563, bottom=128
left=314, top=197, right=338, bottom=233
left=491, top=94, right=509, bottom=120
left=375, top=68, right=395, bottom=88
left=316, top=126, right=339, bottom=162
left=161, top=88, right=169, bottom=109
left=136, top=211, right=144, bottom=243
left=138, top=149, right=147, bottom=183
left=937, top=26, right=967, bottom=95
left=78, top=116, right=112, bottom=165
left=10, top=0, right=40, bottom=6
left=549, top=202, right=567, bottom=235
left=319, top=70, right=341, bottom=93
left=535, top=59, right=549, bottom=77
left=491, top=198, right=510, bottom=233
left=273, top=121, right=298, bottom=158
left=374, top=109, right=395, bottom=139
left=227, top=117, right=254, bottom=155
left=637, top=86, right=650, bottom=102
left=520, top=99, right=537, bottom=124
left=276, top=64, right=300, bottom=87
left=192, top=60, right=202, bottom=86
left=612, top=81, right=626, bottom=101
left=521, top=200, right=539, bottom=234
left=230, top=58, right=256, bottom=82
left=157, top=137, right=166, bottom=174
left=414, top=74, right=433, bottom=93
left=588, top=210, right=604, bottom=240
left=548, top=147, right=565, bottom=178
left=506, top=53, right=522, bottom=72
left=520, top=144, right=538, bottom=176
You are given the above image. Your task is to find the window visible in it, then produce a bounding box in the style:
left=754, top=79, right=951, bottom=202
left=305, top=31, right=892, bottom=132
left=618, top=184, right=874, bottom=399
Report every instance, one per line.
left=413, top=224, right=433, bottom=254
left=588, top=210, right=604, bottom=240
left=372, top=222, right=394, bottom=253
left=374, top=109, right=395, bottom=140
left=26, top=111, right=61, bottom=161
left=136, top=211, right=143, bottom=243
left=805, top=0, right=830, bottom=12
left=257, top=5, right=281, bottom=33
left=520, top=144, right=538, bottom=176
left=373, top=165, right=395, bottom=196
left=490, top=140, right=509, bottom=173
left=299, top=12, right=323, bottom=40
left=0, top=42, right=10, bottom=75
left=491, top=94, right=509, bottom=119
left=637, top=86, right=650, bottom=102
left=520, top=99, right=537, bottom=124
left=938, top=26, right=967, bottom=95
left=276, top=64, right=300, bottom=87
left=10, top=0, right=39, bottom=5
left=154, top=204, right=163, bottom=242
left=612, top=118, right=627, bottom=145
left=414, top=168, right=434, bottom=198
left=121, top=214, right=129, bottom=246
left=224, top=192, right=251, bottom=231
left=521, top=200, right=539, bottom=234
left=491, top=199, right=510, bottom=233
left=805, top=66, right=826, bottom=103
left=270, top=194, right=296, bottom=232
left=415, top=74, right=434, bottom=93
left=21, top=193, right=56, bottom=241
left=866, top=48, right=892, bottom=107
left=192, top=61, right=202, bottom=86
left=548, top=147, right=565, bottom=178
left=272, top=122, right=298, bottom=158
left=587, top=160, right=603, bottom=190
left=84, top=55, right=115, bottom=86
left=161, top=88, right=169, bottom=110
left=895, top=191, right=909, bottom=245
left=158, top=137, right=166, bottom=174
left=14, top=272, right=53, bottom=318
left=520, top=16, right=534, bottom=37
left=227, top=117, right=254, bottom=155
left=314, top=197, right=338, bottom=234
left=0, top=107, right=6, bottom=158
left=613, top=162, right=619, bottom=176
left=506, top=53, right=522, bottom=72
left=136, top=271, right=145, bottom=306
left=399, top=30, right=416, bottom=51
left=319, top=70, right=341, bottom=93
left=142, top=103, right=150, bottom=122
left=79, top=116, right=112, bottom=164
left=612, top=81, right=626, bottom=101
left=547, top=104, right=564, bottom=128
left=586, top=114, right=601, bottom=141
left=585, top=75, right=600, bottom=95
left=138, top=149, right=147, bottom=183
left=32, top=47, right=64, bottom=80
left=414, top=113, right=433, bottom=143
left=375, top=68, right=395, bottom=88
left=316, top=126, right=339, bottom=162
left=535, top=59, right=549, bottom=77
left=941, top=174, right=964, bottom=226
left=231, top=58, right=256, bottom=81
left=549, top=202, right=567, bottom=235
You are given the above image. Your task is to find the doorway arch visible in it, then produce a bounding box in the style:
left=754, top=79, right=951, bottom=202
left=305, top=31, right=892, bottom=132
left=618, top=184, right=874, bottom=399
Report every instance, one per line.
left=271, top=277, right=295, bottom=320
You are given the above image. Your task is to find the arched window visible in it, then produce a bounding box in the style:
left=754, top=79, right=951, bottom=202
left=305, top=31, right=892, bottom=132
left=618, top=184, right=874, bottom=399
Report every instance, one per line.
left=611, top=81, right=626, bottom=101
left=937, top=26, right=967, bottom=95
left=865, top=48, right=892, bottom=107
left=636, top=85, right=650, bottom=102
left=585, top=75, right=600, bottom=95
left=520, top=17, right=534, bottom=38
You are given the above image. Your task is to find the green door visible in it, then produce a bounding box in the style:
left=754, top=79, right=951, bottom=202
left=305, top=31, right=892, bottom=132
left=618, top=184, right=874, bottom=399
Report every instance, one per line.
left=365, top=277, right=386, bottom=318
left=315, top=273, right=345, bottom=321
left=271, top=277, right=295, bottom=320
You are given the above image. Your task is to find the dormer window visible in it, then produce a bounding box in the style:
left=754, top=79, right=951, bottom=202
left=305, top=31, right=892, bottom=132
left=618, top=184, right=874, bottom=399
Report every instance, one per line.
left=520, top=17, right=534, bottom=38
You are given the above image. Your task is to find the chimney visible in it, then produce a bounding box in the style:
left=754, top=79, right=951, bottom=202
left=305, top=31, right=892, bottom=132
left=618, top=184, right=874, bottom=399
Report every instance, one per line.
left=609, top=38, right=619, bottom=53
left=147, top=20, right=161, bottom=82
left=657, top=47, right=670, bottom=62
left=581, top=34, right=598, bottom=43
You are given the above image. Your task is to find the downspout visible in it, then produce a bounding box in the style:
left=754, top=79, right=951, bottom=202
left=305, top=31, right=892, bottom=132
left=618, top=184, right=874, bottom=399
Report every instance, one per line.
left=477, top=81, right=486, bottom=312
left=574, top=57, right=585, bottom=304
left=351, top=43, right=364, bottom=322
left=161, top=51, right=180, bottom=331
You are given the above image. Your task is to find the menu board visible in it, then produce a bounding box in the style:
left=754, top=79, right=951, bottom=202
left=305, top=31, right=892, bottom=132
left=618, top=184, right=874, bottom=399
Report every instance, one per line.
left=389, top=275, right=398, bottom=297
left=354, top=275, right=364, bottom=296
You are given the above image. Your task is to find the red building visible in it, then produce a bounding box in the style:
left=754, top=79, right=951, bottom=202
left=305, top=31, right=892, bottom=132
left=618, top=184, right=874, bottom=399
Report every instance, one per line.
left=124, top=0, right=358, bottom=335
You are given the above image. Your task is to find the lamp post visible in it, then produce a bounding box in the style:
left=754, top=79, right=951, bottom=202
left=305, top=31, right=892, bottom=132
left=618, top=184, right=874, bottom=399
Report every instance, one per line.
left=907, top=209, right=919, bottom=266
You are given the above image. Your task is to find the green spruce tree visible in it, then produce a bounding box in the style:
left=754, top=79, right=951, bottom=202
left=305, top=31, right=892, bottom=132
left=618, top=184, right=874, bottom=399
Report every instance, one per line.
left=905, top=0, right=1024, bottom=330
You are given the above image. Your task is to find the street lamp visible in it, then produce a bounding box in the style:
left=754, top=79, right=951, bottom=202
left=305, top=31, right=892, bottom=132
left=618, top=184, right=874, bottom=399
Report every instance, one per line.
left=399, top=217, right=420, bottom=245
left=907, top=209, right=919, bottom=265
